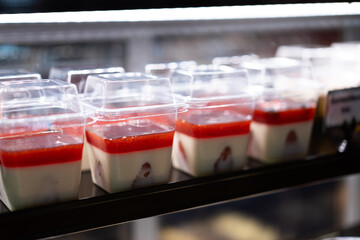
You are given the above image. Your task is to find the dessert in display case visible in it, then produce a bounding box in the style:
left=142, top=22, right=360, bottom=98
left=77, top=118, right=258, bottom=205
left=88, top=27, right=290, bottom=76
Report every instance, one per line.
left=170, top=66, right=254, bottom=176
left=0, top=2, right=360, bottom=240
left=81, top=72, right=177, bottom=192
left=275, top=43, right=360, bottom=143
left=248, top=78, right=318, bottom=163
left=242, top=58, right=320, bottom=163
left=0, top=79, right=85, bottom=211
left=275, top=45, right=333, bottom=128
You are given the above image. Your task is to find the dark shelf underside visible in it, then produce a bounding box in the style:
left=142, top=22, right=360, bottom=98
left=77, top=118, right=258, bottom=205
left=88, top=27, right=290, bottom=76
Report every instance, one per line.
left=0, top=151, right=359, bottom=240
left=0, top=1, right=352, bottom=14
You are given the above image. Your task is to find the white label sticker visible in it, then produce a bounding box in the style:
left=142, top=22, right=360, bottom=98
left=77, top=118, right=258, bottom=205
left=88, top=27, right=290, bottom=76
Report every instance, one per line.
left=325, top=87, right=360, bottom=128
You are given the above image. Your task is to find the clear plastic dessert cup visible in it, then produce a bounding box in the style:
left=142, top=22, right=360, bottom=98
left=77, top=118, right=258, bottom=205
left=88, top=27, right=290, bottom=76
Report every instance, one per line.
left=275, top=43, right=360, bottom=89
left=330, top=42, right=360, bottom=86
left=49, top=64, right=125, bottom=94
left=331, top=41, right=360, bottom=67
left=275, top=45, right=342, bottom=91
left=0, top=79, right=85, bottom=211
left=276, top=44, right=330, bottom=60
left=243, top=58, right=320, bottom=163
left=81, top=72, right=177, bottom=193
left=0, top=69, right=41, bottom=81
left=212, top=55, right=261, bottom=91
left=145, top=60, right=197, bottom=78
left=170, top=65, right=254, bottom=177
left=241, top=57, right=308, bottom=83
left=277, top=44, right=360, bottom=130
left=277, top=45, right=360, bottom=131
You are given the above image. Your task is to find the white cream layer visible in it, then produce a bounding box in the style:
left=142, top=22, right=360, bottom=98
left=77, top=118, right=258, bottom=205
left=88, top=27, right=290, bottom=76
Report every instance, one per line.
left=86, top=142, right=172, bottom=193
left=172, top=132, right=249, bottom=177
left=248, top=120, right=313, bottom=163
left=0, top=161, right=81, bottom=211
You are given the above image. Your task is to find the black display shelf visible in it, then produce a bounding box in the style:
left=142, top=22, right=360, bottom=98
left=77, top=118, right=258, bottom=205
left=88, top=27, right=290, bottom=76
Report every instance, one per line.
left=0, top=150, right=359, bottom=240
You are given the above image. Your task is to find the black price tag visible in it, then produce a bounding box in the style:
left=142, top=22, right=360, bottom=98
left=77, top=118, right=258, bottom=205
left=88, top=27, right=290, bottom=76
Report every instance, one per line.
left=325, top=87, right=360, bottom=129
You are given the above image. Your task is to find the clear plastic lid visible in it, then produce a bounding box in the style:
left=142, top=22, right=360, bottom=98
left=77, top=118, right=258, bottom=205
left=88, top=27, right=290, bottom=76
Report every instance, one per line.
left=331, top=41, right=360, bottom=63
left=241, top=57, right=314, bottom=86
left=171, top=64, right=250, bottom=99
left=212, top=54, right=259, bottom=68
left=242, top=57, right=303, bottom=76
left=260, top=78, right=321, bottom=106
left=0, top=79, right=84, bottom=137
left=329, top=42, right=360, bottom=88
left=145, top=60, right=197, bottom=78
left=49, top=65, right=125, bottom=94
left=276, top=44, right=331, bottom=62
left=276, top=45, right=334, bottom=86
left=301, top=47, right=332, bottom=66
left=172, top=65, right=253, bottom=107
left=0, top=69, right=41, bottom=81
left=259, top=79, right=321, bottom=113
left=172, top=65, right=254, bottom=125
left=82, top=72, right=178, bottom=121
left=241, top=57, right=321, bottom=110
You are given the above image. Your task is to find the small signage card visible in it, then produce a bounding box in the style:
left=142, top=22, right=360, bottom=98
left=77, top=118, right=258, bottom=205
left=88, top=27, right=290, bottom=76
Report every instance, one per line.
left=325, top=87, right=360, bottom=128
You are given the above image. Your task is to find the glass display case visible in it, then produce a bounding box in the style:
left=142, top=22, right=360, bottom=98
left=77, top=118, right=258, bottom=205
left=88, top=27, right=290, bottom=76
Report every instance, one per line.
left=0, top=2, right=360, bottom=239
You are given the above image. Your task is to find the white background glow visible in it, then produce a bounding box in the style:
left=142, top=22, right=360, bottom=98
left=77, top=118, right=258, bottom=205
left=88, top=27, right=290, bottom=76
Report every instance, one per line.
left=0, top=2, right=359, bottom=24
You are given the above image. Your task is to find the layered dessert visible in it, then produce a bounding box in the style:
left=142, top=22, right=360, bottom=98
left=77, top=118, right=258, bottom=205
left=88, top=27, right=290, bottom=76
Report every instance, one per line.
left=172, top=108, right=251, bottom=177
left=0, top=79, right=85, bottom=210
left=0, top=131, right=83, bottom=210
left=85, top=120, right=174, bottom=193
left=169, top=65, right=253, bottom=177
left=248, top=99, right=316, bottom=163
left=82, top=72, right=177, bottom=193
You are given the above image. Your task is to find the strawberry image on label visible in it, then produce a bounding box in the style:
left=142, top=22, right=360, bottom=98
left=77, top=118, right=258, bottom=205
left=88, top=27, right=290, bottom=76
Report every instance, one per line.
left=214, top=146, right=234, bottom=173
left=132, top=162, right=153, bottom=189
left=286, top=130, right=298, bottom=144
left=94, top=160, right=105, bottom=188
left=283, top=129, right=301, bottom=159
left=179, top=141, right=188, bottom=164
